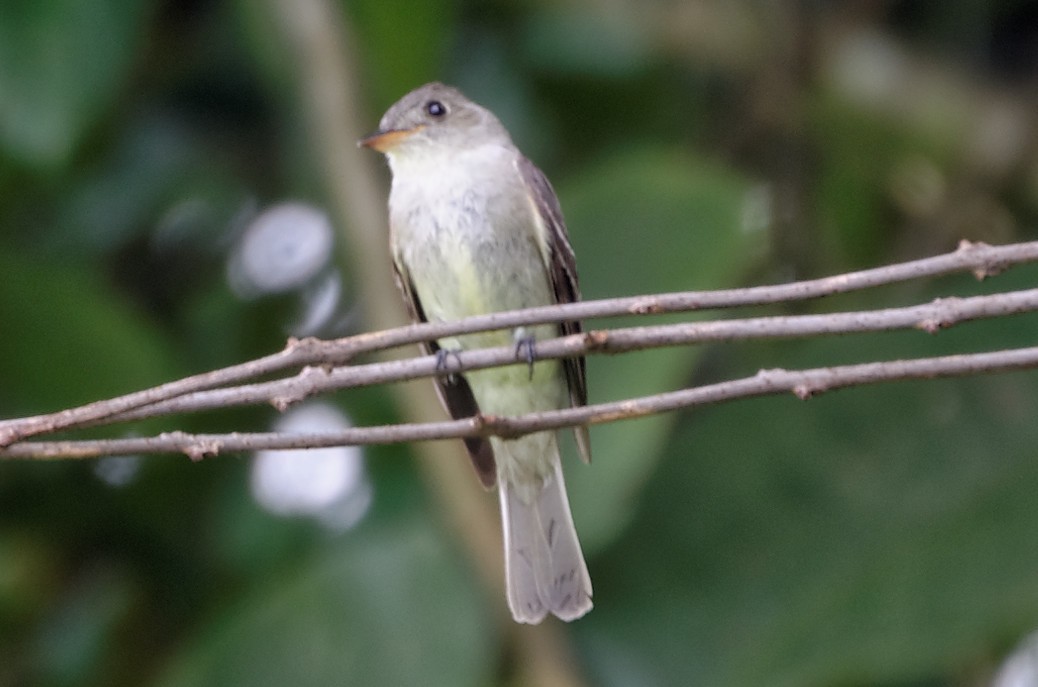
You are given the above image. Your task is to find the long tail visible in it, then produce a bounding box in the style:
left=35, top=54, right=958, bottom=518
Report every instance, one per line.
left=498, top=456, right=593, bottom=624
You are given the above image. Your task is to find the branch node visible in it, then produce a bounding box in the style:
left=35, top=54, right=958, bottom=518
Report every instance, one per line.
left=479, top=413, right=523, bottom=440
left=585, top=330, right=610, bottom=350
left=915, top=297, right=958, bottom=333
left=629, top=297, right=664, bottom=315
left=160, top=432, right=222, bottom=461
left=185, top=443, right=220, bottom=461
left=959, top=239, right=1005, bottom=279
left=469, top=413, right=488, bottom=435
left=792, top=384, right=817, bottom=400
left=605, top=400, right=643, bottom=422
left=287, top=335, right=355, bottom=365
left=284, top=336, right=316, bottom=355
left=0, top=428, right=19, bottom=449
left=917, top=319, right=941, bottom=334
left=755, top=367, right=786, bottom=386
left=271, top=365, right=330, bottom=411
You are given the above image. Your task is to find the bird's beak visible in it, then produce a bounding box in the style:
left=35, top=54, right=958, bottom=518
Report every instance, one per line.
left=358, top=126, right=424, bottom=152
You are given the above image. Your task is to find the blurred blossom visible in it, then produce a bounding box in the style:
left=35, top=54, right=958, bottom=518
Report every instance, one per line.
left=740, top=184, right=772, bottom=237
left=993, top=630, right=1038, bottom=687
left=290, top=271, right=352, bottom=338
left=830, top=30, right=906, bottom=106
left=250, top=403, right=371, bottom=531
left=227, top=201, right=354, bottom=337
left=227, top=202, right=335, bottom=297
left=92, top=455, right=141, bottom=488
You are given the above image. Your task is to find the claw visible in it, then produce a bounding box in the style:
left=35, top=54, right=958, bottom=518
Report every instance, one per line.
left=514, top=335, right=536, bottom=380
left=435, top=348, right=463, bottom=383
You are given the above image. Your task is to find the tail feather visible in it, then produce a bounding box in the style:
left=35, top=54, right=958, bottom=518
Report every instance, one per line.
left=499, top=458, right=592, bottom=624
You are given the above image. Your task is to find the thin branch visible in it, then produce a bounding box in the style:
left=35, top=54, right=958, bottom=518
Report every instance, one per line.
left=51, top=285, right=1038, bottom=428
left=1, top=239, right=1037, bottom=447
left=4, top=345, right=1036, bottom=460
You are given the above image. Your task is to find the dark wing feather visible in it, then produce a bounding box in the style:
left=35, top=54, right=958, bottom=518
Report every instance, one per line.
left=515, top=156, right=592, bottom=463
left=392, top=260, right=497, bottom=488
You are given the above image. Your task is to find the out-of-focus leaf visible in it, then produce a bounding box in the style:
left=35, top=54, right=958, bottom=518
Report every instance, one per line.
left=243, top=0, right=453, bottom=114
left=51, top=116, right=246, bottom=257
left=31, top=567, right=137, bottom=686
left=521, top=6, right=652, bottom=77
left=0, top=0, right=153, bottom=168
left=348, top=0, right=457, bottom=109
left=558, top=147, right=766, bottom=550
left=0, top=249, right=180, bottom=416
left=155, top=514, right=494, bottom=687
left=810, top=97, right=957, bottom=268
left=580, top=270, right=1038, bottom=686
left=0, top=532, right=58, bottom=629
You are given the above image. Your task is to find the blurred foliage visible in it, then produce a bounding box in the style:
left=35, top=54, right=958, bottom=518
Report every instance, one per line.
left=0, top=0, right=153, bottom=168
left=2, top=1, right=1038, bottom=686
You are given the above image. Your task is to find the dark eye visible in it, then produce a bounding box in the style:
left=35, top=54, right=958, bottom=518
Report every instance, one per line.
left=425, top=100, right=447, bottom=118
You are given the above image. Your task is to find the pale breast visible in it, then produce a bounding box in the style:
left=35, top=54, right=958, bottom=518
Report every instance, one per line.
left=389, top=145, right=556, bottom=338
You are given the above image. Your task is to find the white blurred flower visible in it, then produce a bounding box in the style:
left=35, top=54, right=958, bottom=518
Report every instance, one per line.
left=290, top=271, right=345, bottom=337
left=93, top=455, right=141, bottom=487
left=228, top=202, right=334, bottom=297
left=993, top=630, right=1038, bottom=687
left=740, top=183, right=771, bottom=236
left=250, top=403, right=371, bottom=531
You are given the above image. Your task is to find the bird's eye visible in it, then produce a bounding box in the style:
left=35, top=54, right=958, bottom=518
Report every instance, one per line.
left=425, top=100, right=447, bottom=118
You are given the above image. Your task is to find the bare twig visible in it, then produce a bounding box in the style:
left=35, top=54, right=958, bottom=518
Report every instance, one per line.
left=4, top=345, right=1036, bottom=460
left=32, top=284, right=1038, bottom=430
left=1, top=239, right=1036, bottom=447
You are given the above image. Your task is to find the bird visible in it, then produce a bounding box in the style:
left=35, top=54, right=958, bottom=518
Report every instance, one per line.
left=360, top=82, right=592, bottom=623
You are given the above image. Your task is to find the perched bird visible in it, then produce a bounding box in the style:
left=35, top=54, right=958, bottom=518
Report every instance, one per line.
left=360, top=82, right=592, bottom=623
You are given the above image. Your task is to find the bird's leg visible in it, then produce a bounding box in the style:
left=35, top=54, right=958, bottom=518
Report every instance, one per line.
left=513, top=328, right=537, bottom=380
left=435, top=347, right=464, bottom=384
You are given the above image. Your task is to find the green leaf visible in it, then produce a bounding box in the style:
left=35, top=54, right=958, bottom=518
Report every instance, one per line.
left=0, top=0, right=153, bottom=168
left=558, top=147, right=765, bottom=551
left=521, top=7, right=652, bottom=77
left=581, top=271, right=1038, bottom=685
left=155, top=514, right=494, bottom=687
left=0, top=249, right=179, bottom=416
left=809, top=96, right=958, bottom=268
left=347, top=0, right=457, bottom=110
left=52, top=115, right=246, bottom=256
left=30, top=568, right=137, bottom=686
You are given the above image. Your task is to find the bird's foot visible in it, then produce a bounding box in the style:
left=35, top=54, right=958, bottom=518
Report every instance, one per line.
left=513, top=330, right=537, bottom=381
left=435, top=348, right=464, bottom=384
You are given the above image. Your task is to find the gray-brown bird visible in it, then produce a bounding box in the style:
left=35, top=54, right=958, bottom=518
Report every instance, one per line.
left=361, top=82, right=592, bottom=623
